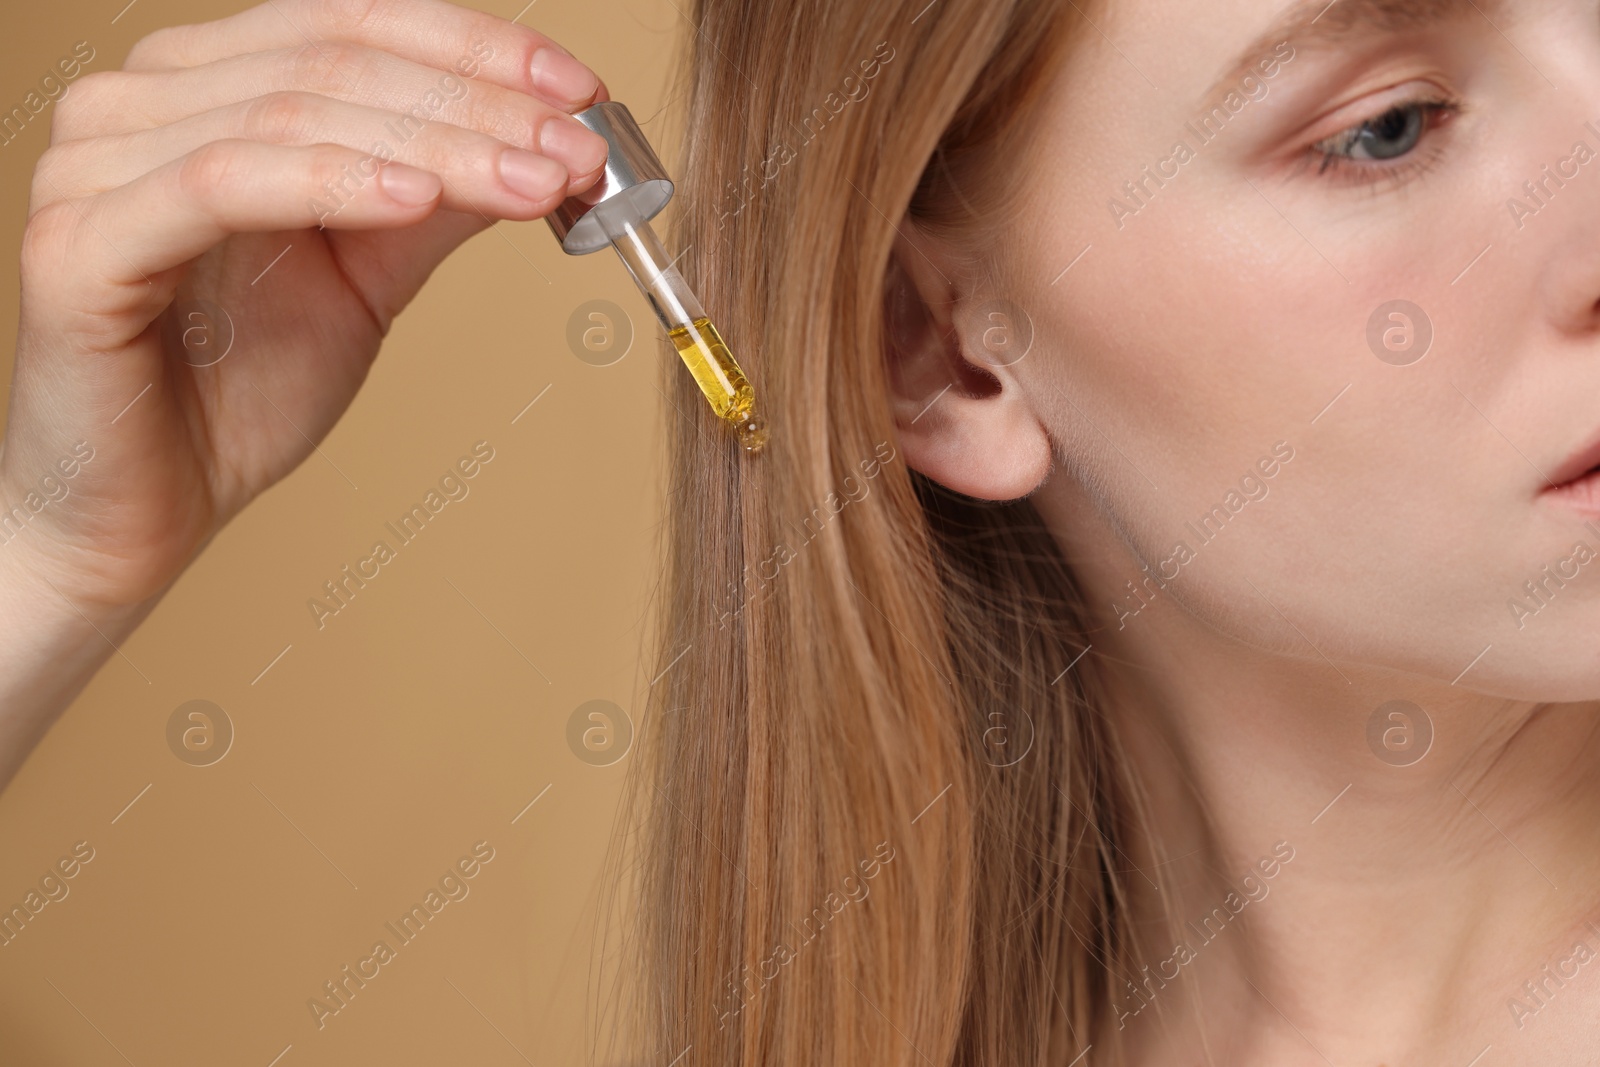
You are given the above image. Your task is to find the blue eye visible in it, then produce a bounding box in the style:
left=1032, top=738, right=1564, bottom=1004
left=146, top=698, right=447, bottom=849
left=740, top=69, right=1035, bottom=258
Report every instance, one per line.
left=1335, top=104, right=1426, bottom=160
left=1309, top=96, right=1460, bottom=182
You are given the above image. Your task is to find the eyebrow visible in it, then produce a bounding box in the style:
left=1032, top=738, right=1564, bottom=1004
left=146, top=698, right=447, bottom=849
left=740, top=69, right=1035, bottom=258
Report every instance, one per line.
left=1200, top=0, right=1505, bottom=103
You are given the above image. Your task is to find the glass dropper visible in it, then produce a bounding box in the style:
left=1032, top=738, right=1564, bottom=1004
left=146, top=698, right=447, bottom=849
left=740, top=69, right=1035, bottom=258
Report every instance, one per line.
left=598, top=211, right=767, bottom=453
left=543, top=101, right=767, bottom=454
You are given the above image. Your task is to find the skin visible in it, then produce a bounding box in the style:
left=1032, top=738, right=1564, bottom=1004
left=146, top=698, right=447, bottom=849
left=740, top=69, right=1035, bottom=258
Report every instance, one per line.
left=8, top=0, right=1600, bottom=1062
left=887, top=0, right=1600, bottom=1061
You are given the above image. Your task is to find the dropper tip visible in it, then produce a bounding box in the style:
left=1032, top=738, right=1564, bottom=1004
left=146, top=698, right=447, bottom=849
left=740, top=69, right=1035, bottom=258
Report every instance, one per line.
left=734, top=411, right=769, bottom=454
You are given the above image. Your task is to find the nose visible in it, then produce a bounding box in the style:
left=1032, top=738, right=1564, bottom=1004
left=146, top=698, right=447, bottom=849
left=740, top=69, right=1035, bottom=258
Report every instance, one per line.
left=1532, top=62, right=1600, bottom=335
left=1539, top=219, right=1600, bottom=337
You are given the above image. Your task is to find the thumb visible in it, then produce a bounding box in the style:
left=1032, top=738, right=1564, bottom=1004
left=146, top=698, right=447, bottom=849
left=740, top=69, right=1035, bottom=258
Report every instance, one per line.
left=324, top=208, right=505, bottom=332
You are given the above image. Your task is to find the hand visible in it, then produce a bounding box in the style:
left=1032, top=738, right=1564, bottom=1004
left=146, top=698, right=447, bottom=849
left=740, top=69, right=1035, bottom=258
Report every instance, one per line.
left=4, top=0, right=609, bottom=614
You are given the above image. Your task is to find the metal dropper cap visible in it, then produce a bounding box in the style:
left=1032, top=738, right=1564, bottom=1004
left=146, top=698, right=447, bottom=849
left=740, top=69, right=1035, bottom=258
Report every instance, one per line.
left=545, top=101, right=675, bottom=254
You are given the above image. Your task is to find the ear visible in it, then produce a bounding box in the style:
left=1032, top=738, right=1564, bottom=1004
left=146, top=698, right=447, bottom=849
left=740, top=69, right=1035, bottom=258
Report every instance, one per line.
left=882, top=225, right=1052, bottom=501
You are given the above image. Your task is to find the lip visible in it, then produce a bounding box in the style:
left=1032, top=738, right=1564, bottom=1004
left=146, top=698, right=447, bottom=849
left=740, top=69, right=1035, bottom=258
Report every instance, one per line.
left=1544, top=469, right=1600, bottom=520
left=1544, top=427, right=1600, bottom=491
left=1541, top=428, right=1600, bottom=520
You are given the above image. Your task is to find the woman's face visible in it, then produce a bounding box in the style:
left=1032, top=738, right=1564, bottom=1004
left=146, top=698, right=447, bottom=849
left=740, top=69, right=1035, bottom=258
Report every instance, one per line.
left=916, top=0, right=1600, bottom=700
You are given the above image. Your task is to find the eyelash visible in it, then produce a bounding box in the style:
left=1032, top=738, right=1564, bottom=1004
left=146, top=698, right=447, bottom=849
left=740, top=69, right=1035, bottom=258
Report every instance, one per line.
left=1304, top=94, right=1463, bottom=189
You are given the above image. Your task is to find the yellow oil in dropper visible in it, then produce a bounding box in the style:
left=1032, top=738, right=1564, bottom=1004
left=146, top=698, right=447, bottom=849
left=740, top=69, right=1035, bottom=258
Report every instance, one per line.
left=667, top=318, right=766, bottom=452
left=601, top=214, right=768, bottom=454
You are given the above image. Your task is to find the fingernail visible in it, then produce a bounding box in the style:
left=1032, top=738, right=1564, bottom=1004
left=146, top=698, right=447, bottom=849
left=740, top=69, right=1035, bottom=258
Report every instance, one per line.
left=377, top=163, right=441, bottom=205
left=499, top=148, right=568, bottom=200
left=539, top=119, right=608, bottom=179
left=530, top=46, right=600, bottom=106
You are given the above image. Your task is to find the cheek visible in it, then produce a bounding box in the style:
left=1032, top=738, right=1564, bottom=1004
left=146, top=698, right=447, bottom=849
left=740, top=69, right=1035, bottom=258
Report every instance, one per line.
left=1021, top=202, right=1331, bottom=529
left=1010, top=165, right=1577, bottom=686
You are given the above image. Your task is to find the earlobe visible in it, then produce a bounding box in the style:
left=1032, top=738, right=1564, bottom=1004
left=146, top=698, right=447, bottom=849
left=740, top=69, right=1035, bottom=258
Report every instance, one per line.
left=882, top=229, right=1053, bottom=502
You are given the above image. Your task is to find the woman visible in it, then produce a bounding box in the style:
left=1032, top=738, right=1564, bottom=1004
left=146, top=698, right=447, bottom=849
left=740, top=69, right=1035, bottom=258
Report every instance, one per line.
left=5, top=0, right=1600, bottom=1062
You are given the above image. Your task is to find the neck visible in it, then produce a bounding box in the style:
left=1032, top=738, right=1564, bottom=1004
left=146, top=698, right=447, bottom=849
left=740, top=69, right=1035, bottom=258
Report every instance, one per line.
left=1034, top=487, right=1600, bottom=1062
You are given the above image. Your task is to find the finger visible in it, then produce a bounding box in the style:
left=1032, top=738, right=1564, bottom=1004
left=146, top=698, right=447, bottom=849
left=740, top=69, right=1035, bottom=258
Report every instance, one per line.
left=123, top=0, right=603, bottom=112
left=53, top=45, right=608, bottom=188
left=34, top=91, right=572, bottom=221
left=24, top=139, right=445, bottom=330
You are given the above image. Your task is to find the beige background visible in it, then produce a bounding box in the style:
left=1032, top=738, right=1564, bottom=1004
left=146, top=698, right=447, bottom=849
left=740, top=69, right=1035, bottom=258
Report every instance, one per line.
left=0, top=0, right=675, bottom=1062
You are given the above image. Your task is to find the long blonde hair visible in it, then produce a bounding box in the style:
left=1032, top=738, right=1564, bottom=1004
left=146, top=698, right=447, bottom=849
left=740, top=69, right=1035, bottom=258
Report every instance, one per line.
left=611, top=1, right=1153, bottom=1063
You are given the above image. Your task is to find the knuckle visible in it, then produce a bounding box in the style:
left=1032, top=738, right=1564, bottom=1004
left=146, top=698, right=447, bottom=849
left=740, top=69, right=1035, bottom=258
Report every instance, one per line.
left=123, top=26, right=182, bottom=70
left=50, top=71, right=120, bottom=142
left=29, top=144, right=76, bottom=205
left=242, top=91, right=318, bottom=143
left=177, top=140, right=250, bottom=203
left=458, top=92, right=529, bottom=149
left=20, top=200, right=80, bottom=277
left=320, top=0, right=390, bottom=37
left=310, top=144, right=375, bottom=194
left=284, top=41, right=366, bottom=96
